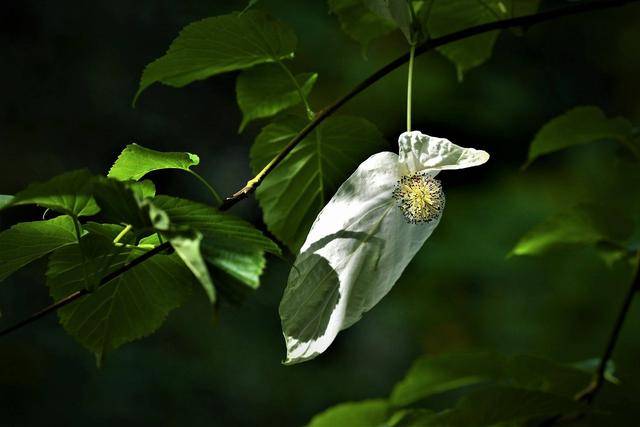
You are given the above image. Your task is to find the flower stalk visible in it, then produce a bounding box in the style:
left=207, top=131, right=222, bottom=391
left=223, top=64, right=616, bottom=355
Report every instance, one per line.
left=407, top=44, right=416, bottom=132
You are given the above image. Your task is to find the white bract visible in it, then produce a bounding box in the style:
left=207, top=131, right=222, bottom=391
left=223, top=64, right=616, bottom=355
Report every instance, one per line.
left=279, top=131, right=489, bottom=364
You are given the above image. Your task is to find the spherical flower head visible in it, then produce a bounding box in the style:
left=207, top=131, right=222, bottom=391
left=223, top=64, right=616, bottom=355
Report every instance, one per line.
left=392, top=173, right=444, bottom=223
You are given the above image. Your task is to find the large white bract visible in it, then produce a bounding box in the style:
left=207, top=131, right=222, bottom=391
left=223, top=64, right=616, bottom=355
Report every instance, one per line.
left=279, top=131, right=490, bottom=364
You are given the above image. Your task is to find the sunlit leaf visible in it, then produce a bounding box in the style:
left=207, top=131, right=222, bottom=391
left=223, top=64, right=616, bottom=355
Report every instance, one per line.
left=236, top=63, right=317, bottom=132
left=0, top=215, right=79, bottom=282
left=4, top=169, right=99, bottom=217
left=108, top=143, right=200, bottom=181
left=128, top=179, right=157, bottom=199
left=166, top=230, right=216, bottom=303
left=135, top=10, right=297, bottom=104
left=91, top=179, right=216, bottom=299
left=510, top=204, right=634, bottom=257
left=250, top=115, right=386, bottom=252
left=328, top=0, right=396, bottom=51
left=153, top=196, right=280, bottom=288
left=47, top=234, right=194, bottom=364
left=526, top=106, right=635, bottom=167
left=307, top=399, right=389, bottom=427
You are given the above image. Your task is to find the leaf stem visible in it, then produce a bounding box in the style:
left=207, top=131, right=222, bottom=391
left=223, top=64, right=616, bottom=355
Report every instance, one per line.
left=71, top=216, right=92, bottom=289
left=407, top=44, right=416, bottom=132
left=113, top=224, right=133, bottom=244
left=186, top=170, right=223, bottom=206
left=277, top=60, right=315, bottom=121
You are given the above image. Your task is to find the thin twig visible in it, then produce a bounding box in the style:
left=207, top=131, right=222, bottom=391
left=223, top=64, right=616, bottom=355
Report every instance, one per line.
left=575, top=251, right=640, bottom=404
left=540, top=251, right=640, bottom=426
left=0, top=242, right=171, bottom=337
left=1, top=0, right=638, bottom=338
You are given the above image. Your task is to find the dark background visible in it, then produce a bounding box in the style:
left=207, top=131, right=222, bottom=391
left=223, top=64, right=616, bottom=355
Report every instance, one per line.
left=1, top=1, right=639, bottom=426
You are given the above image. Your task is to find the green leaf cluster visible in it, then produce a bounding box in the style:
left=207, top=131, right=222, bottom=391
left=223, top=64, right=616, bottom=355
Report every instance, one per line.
left=133, top=5, right=390, bottom=252
left=134, top=8, right=318, bottom=133
left=329, top=0, right=540, bottom=78
left=513, top=106, right=640, bottom=268
left=134, top=10, right=297, bottom=104
left=47, top=232, right=195, bottom=366
left=0, top=143, right=279, bottom=364
left=525, top=106, right=638, bottom=167
left=6, top=1, right=637, bottom=391
left=307, top=352, right=638, bottom=427
left=425, top=0, right=540, bottom=80
left=1, top=4, right=398, bottom=364
left=236, top=64, right=318, bottom=132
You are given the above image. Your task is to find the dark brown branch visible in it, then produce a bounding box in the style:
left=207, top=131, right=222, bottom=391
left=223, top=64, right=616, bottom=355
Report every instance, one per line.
left=219, top=0, right=640, bottom=211
left=540, top=252, right=640, bottom=426
left=1, top=0, right=638, bottom=338
left=575, top=251, right=640, bottom=404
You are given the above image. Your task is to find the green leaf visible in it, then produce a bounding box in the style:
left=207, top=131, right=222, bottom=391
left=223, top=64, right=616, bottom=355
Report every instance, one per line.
left=0, top=215, right=79, bottom=282
left=134, top=10, right=297, bottom=104
left=510, top=204, right=634, bottom=258
left=526, top=106, right=635, bottom=167
left=4, top=169, right=99, bottom=217
left=153, top=196, right=280, bottom=288
left=328, top=0, right=396, bottom=52
left=108, top=143, right=200, bottom=181
left=425, top=1, right=540, bottom=80
left=307, top=399, right=390, bottom=427
left=395, top=386, right=583, bottom=427
left=251, top=115, right=386, bottom=252
left=366, top=0, right=422, bottom=44
left=0, top=195, right=13, bottom=209
left=390, top=352, right=617, bottom=408
left=129, top=179, right=157, bottom=199
left=91, top=179, right=217, bottom=299
left=236, top=63, right=317, bottom=132
left=166, top=230, right=216, bottom=303
left=92, top=178, right=153, bottom=230
left=47, top=234, right=194, bottom=364
left=391, top=352, right=506, bottom=407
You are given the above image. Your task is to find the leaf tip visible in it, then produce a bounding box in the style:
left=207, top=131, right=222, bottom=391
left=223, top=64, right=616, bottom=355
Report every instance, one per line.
left=188, top=152, right=200, bottom=166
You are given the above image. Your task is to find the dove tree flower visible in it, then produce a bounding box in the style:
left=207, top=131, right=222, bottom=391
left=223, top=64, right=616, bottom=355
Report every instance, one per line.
left=279, top=130, right=490, bottom=364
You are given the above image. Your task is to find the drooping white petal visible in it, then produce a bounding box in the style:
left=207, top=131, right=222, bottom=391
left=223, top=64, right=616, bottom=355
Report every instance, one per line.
left=279, top=152, right=442, bottom=364
left=398, top=131, right=490, bottom=175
